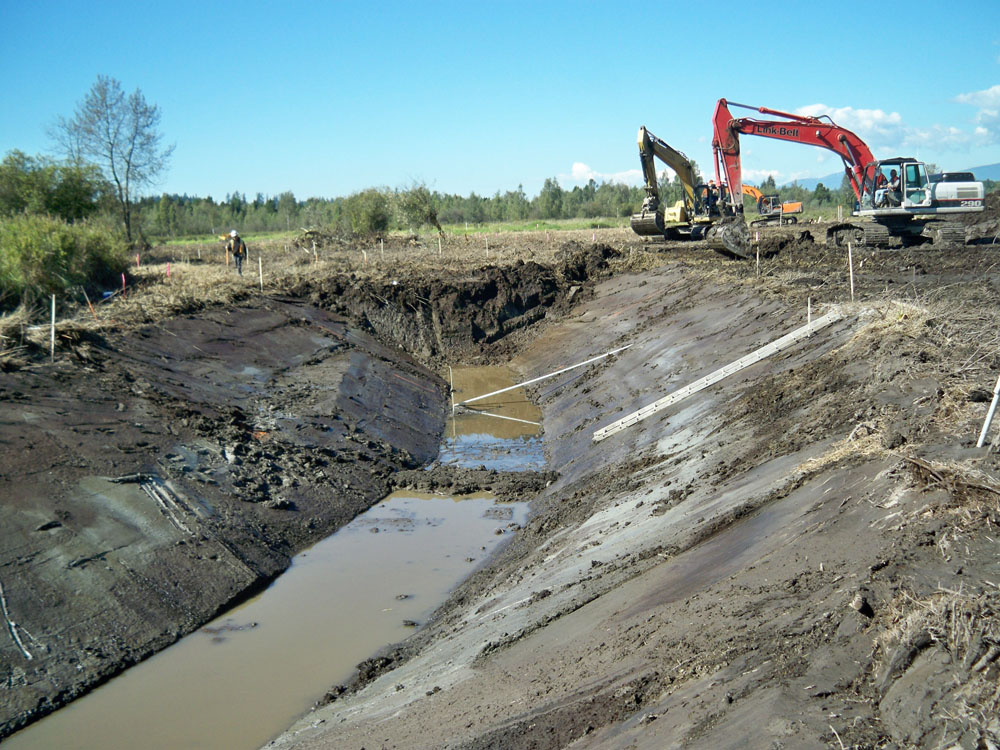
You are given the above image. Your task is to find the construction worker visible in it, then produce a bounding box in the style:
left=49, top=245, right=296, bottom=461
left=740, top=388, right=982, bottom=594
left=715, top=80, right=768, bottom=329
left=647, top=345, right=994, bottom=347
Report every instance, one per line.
left=706, top=180, right=719, bottom=214
left=886, top=170, right=902, bottom=206
left=227, top=230, right=247, bottom=276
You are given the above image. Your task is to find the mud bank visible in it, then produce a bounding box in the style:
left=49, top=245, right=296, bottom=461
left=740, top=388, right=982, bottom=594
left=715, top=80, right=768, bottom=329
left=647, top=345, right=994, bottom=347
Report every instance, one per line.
left=0, top=299, right=448, bottom=738
left=0, top=242, right=617, bottom=740
left=269, top=243, right=1000, bottom=749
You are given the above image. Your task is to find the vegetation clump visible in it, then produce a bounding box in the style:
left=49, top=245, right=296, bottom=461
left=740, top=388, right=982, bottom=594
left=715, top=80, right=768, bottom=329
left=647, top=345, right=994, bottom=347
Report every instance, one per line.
left=0, top=214, right=128, bottom=309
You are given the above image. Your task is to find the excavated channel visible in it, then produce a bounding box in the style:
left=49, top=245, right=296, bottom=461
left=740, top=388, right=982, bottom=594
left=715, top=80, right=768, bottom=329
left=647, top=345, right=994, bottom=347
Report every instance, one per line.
left=2, top=367, right=540, bottom=750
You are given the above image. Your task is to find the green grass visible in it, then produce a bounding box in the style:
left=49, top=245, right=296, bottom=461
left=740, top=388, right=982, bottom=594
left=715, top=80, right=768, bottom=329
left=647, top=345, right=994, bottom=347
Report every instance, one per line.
left=160, top=229, right=300, bottom=246
left=438, top=217, right=630, bottom=236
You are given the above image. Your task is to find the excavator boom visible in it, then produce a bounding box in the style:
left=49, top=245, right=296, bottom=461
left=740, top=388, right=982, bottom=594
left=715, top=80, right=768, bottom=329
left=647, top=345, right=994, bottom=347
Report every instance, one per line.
left=713, top=98, right=875, bottom=212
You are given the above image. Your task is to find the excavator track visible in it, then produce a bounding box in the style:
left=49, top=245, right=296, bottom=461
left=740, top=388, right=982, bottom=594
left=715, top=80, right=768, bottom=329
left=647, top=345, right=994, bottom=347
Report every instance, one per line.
left=825, top=222, right=894, bottom=248
left=922, top=221, right=967, bottom=246
left=824, top=223, right=865, bottom=248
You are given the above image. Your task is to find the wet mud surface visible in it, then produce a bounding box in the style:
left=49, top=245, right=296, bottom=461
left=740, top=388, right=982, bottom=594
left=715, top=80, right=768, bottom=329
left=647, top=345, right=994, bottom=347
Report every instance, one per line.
left=4, top=227, right=1000, bottom=748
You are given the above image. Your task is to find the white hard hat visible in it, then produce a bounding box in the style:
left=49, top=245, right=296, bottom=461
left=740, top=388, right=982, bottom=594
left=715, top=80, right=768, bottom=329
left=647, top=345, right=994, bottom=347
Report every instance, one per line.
left=230, top=230, right=238, bottom=237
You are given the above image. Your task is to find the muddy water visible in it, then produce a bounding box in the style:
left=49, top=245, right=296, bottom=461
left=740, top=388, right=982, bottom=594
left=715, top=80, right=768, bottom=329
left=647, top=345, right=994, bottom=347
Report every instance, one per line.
left=442, top=365, right=545, bottom=470
left=4, top=366, right=540, bottom=750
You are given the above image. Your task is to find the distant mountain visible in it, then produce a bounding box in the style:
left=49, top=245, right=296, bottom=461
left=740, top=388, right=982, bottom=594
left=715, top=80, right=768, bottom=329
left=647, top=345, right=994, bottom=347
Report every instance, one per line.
left=779, top=172, right=844, bottom=191
left=966, top=163, right=1000, bottom=181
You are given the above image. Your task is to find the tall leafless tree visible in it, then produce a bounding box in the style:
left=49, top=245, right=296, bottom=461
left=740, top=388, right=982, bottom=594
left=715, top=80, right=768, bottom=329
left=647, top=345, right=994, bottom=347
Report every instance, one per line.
left=53, top=75, right=173, bottom=244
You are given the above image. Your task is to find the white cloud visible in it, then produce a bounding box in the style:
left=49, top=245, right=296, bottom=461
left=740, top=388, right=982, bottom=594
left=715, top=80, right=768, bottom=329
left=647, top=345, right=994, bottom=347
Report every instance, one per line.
left=742, top=168, right=780, bottom=183
left=953, top=85, right=1000, bottom=146
left=956, top=84, right=1000, bottom=108
left=795, top=94, right=1000, bottom=153
left=795, top=104, right=905, bottom=150
left=562, top=162, right=644, bottom=186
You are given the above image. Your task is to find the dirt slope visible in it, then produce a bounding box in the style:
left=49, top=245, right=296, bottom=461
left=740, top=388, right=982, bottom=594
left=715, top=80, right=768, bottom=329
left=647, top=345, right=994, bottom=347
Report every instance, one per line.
left=267, top=238, right=1000, bottom=749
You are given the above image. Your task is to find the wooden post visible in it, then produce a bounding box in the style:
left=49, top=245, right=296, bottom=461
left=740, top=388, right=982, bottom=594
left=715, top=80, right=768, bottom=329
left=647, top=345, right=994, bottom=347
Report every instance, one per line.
left=258, top=256, right=263, bottom=292
left=848, top=242, right=855, bottom=302
left=977, top=374, right=1000, bottom=447
left=82, top=289, right=98, bottom=322
left=50, top=295, right=55, bottom=362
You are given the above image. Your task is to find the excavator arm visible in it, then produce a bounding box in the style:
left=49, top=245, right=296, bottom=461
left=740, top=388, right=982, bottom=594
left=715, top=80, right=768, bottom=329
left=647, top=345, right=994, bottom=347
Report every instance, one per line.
left=637, top=126, right=698, bottom=216
left=712, top=99, right=876, bottom=213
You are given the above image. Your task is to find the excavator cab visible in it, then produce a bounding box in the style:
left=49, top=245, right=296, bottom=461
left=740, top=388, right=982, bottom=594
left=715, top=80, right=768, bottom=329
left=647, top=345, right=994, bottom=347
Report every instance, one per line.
left=862, top=158, right=932, bottom=211
left=694, top=183, right=729, bottom=217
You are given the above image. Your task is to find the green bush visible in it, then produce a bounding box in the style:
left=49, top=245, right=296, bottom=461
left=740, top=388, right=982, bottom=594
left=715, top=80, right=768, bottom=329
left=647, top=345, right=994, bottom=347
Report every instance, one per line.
left=0, top=214, right=128, bottom=309
left=339, top=189, right=391, bottom=236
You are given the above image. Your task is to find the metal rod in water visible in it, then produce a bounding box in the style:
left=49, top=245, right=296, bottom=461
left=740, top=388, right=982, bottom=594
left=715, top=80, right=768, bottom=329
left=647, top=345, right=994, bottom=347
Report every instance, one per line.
left=457, top=408, right=541, bottom=427
left=456, top=344, right=633, bottom=406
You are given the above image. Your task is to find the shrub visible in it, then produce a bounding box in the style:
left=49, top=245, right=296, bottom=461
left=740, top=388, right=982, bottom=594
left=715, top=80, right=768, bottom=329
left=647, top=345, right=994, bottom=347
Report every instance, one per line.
left=0, top=214, right=128, bottom=309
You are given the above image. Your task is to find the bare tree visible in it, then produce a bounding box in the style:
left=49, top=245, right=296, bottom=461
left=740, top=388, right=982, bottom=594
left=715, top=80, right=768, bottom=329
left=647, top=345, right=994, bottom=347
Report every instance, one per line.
left=53, top=75, right=173, bottom=244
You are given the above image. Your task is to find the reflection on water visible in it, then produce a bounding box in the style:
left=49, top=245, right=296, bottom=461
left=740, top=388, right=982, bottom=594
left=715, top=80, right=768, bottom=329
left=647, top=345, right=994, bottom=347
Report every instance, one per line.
left=3, top=491, right=529, bottom=750
left=442, top=365, right=544, bottom=471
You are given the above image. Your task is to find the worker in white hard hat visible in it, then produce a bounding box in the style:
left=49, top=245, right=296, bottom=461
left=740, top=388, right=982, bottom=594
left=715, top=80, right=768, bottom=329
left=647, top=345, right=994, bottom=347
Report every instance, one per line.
left=226, top=230, right=247, bottom=276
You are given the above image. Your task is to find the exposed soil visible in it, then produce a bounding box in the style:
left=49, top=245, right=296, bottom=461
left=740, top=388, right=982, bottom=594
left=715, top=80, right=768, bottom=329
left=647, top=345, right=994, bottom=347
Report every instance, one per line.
left=3, top=218, right=1000, bottom=748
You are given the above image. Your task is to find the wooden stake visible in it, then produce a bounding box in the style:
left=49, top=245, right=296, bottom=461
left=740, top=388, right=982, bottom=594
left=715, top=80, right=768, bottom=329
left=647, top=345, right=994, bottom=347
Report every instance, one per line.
left=82, top=289, right=98, bottom=322
left=259, top=256, right=263, bottom=292
left=848, top=242, right=855, bottom=302
left=976, top=374, right=1000, bottom=447
left=50, top=295, right=55, bottom=362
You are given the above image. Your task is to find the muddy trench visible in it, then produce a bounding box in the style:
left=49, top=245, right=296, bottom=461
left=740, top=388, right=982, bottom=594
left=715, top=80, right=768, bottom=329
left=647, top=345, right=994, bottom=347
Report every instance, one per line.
left=4, top=233, right=1000, bottom=750
left=0, top=243, right=618, bottom=741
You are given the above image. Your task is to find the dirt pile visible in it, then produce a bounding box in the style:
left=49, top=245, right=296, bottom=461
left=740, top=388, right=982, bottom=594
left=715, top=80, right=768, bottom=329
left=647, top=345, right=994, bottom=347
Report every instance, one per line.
left=288, top=242, right=621, bottom=363
left=962, top=190, right=1000, bottom=242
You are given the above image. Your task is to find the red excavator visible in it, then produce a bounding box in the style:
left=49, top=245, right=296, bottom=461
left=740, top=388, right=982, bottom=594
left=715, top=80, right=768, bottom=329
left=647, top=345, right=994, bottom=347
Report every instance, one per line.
left=712, top=99, right=985, bottom=247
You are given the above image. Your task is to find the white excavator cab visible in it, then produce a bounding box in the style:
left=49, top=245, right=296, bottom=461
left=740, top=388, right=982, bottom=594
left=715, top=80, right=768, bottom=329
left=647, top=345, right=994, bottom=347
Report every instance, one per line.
left=900, top=161, right=931, bottom=208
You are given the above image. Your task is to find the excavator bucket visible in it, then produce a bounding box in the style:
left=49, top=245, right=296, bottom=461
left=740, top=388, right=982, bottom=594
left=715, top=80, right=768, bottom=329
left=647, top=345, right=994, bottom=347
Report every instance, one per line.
left=629, top=209, right=665, bottom=236
left=704, top=216, right=752, bottom=259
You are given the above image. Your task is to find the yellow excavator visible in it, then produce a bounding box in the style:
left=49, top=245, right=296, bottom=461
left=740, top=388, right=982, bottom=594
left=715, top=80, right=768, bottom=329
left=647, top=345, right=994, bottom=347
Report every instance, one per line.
left=742, top=185, right=803, bottom=227
left=629, top=126, right=751, bottom=258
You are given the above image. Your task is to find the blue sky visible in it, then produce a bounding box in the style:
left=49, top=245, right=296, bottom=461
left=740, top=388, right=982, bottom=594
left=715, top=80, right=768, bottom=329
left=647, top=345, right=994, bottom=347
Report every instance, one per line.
left=3, top=0, right=1000, bottom=200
